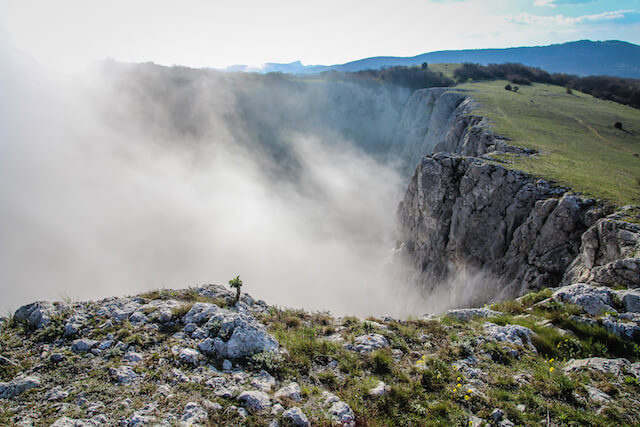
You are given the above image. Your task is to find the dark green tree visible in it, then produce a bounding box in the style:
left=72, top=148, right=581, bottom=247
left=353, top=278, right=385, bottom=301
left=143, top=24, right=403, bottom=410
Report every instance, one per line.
left=229, top=275, right=243, bottom=305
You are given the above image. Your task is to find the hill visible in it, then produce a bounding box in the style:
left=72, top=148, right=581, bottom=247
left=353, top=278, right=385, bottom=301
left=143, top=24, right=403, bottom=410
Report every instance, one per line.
left=228, top=40, right=640, bottom=79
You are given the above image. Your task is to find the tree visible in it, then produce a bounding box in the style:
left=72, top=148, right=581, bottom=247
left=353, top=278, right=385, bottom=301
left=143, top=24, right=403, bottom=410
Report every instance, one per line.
left=421, top=62, right=428, bottom=70
left=504, top=84, right=512, bottom=91
left=228, top=275, right=243, bottom=305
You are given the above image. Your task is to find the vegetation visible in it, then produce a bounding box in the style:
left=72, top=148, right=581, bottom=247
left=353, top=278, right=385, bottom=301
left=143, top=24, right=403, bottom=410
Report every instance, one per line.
left=455, top=80, right=640, bottom=205
left=453, top=62, right=640, bottom=109
left=228, top=275, right=243, bottom=305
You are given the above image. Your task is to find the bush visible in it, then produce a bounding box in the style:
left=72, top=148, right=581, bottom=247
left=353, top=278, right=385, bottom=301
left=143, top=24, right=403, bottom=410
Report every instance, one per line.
left=505, top=84, right=512, bottom=91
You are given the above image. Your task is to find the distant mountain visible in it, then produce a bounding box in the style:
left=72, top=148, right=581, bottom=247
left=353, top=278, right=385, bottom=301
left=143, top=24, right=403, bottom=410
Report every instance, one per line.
left=225, top=40, right=640, bottom=79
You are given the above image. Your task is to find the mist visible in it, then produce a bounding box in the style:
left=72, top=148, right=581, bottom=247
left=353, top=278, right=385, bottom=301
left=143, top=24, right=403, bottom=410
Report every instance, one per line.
left=0, top=43, right=441, bottom=317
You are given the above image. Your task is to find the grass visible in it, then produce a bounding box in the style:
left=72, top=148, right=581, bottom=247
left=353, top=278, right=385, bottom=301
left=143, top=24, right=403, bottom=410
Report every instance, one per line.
left=455, top=80, right=640, bottom=206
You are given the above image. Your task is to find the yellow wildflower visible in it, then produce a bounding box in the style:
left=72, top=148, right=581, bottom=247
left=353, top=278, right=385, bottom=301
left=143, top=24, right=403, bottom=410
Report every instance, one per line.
left=549, top=358, right=554, bottom=363
left=457, top=383, right=462, bottom=388
left=467, top=388, right=473, bottom=394
left=453, top=388, right=457, bottom=392
left=549, top=367, right=555, bottom=373
left=457, top=376, right=462, bottom=381
left=469, top=422, right=473, bottom=426
left=464, top=394, right=470, bottom=401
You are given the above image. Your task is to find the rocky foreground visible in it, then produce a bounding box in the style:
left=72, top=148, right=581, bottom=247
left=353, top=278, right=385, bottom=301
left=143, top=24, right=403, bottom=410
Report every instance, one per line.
left=1, top=281, right=640, bottom=426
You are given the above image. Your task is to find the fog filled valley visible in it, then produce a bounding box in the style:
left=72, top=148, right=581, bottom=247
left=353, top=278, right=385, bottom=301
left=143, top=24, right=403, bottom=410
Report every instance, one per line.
left=0, top=45, right=448, bottom=316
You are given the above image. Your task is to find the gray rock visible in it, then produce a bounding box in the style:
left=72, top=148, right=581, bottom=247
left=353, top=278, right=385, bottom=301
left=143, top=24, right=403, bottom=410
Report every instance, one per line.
left=123, top=350, right=144, bottom=363
left=71, top=339, right=97, bottom=354
left=14, top=302, right=55, bottom=329
left=274, top=382, right=302, bottom=401
left=394, top=153, right=599, bottom=306
left=330, top=401, right=355, bottom=426
left=251, top=371, right=275, bottom=392
left=491, top=408, right=504, bottom=421
left=282, top=407, right=310, bottom=427
left=563, top=215, right=640, bottom=288
left=0, top=376, right=40, bottom=399
left=129, top=311, right=148, bottom=325
left=177, top=348, right=201, bottom=366
left=237, top=390, right=271, bottom=411
left=483, top=322, right=535, bottom=350
left=50, top=353, right=65, bottom=363
left=617, top=288, right=640, bottom=313
left=180, top=402, right=208, bottom=425
left=368, top=380, right=390, bottom=397
left=45, top=387, right=69, bottom=401
left=563, top=357, right=630, bottom=377
left=349, top=334, right=390, bottom=353
left=271, top=403, right=285, bottom=415
left=51, top=417, right=101, bottom=427
left=584, top=385, right=611, bottom=404
left=222, top=359, right=233, bottom=371
left=553, top=283, right=615, bottom=316
left=447, top=308, right=502, bottom=321
left=183, top=303, right=221, bottom=325
left=109, top=366, right=139, bottom=384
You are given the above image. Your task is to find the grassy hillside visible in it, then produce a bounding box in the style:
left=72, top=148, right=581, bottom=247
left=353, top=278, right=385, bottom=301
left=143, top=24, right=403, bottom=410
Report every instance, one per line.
left=456, top=80, right=640, bottom=206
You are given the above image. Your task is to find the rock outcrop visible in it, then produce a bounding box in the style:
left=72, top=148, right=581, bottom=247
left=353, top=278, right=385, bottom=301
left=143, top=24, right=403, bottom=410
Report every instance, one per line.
left=394, top=153, right=604, bottom=302
left=389, top=88, right=532, bottom=174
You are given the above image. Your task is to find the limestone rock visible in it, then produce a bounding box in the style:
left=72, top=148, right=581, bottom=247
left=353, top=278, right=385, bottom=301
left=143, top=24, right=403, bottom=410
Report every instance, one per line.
left=0, top=376, right=40, bottom=399
left=348, top=334, right=390, bottom=353
left=368, top=381, right=390, bottom=397
left=180, top=402, right=208, bottom=425
left=237, top=390, right=271, bottom=411
left=330, top=401, right=355, bottom=426
left=14, top=302, right=56, bottom=329
left=552, top=283, right=615, bottom=316
left=483, top=322, right=535, bottom=350
left=447, top=308, right=502, bottom=321
left=274, top=382, right=302, bottom=401
left=109, top=366, right=139, bottom=384
left=563, top=357, right=630, bottom=377
left=71, top=339, right=98, bottom=354
left=282, top=406, right=310, bottom=427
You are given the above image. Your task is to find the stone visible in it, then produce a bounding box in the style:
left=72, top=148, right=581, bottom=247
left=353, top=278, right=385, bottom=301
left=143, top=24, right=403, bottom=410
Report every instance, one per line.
left=71, top=339, right=97, bottom=354
left=237, top=390, right=271, bottom=411
left=483, top=322, right=535, bottom=350
left=109, top=366, right=139, bottom=384
left=447, top=308, right=502, bottom=321
left=282, top=407, right=310, bottom=427
left=275, top=382, right=302, bottom=401
left=368, top=381, right=390, bottom=397
left=251, top=371, right=276, bottom=392
left=0, top=376, right=40, bottom=399
left=129, top=311, right=148, bottom=325
left=123, top=350, right=144, bottom=363
left=51, top=417, right=101, bottom=427
left=585, top=385, right=611, bottom=404
left=271, top=403, right=285, bottom=415
left=178, top=348, right=201, bottom=366
left=50, top=353, right=65, bottom=363
left=330, top=401, right=355, bottom=426
left=349, top=334, right=390, bottom=353
left=45, top=387, right=69, bottom=401
left=183, top=303, right=221, bottom=325
left=491, top=408, right=504, bottom=421
left=563, top=357, right=630, bottom=377
left=222, top=359, right=233, bottom=371
left=617, top=288, right=640, bottom=313
left=180, top=402, right=208, bottom=425
left=14, top=301, right=56, bottom=329
left=552, top=283, right=615, bottom=316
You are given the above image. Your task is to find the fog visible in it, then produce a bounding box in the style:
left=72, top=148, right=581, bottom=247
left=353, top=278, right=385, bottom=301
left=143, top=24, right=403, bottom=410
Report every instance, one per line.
left=0, top=43, right=442, bottom=317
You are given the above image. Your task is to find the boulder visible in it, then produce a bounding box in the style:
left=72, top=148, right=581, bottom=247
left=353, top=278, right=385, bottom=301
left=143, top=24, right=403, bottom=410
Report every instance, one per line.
left=330, top=401, right=355, bottom=426
left=0, top=376, right=40, bottom=399
left=483, top=322, right=535, bottom=350
left=349, top=334, right=390, bottom=353
left=14, top=302, right=56, bottom=329
left=447, top=308, right=501, bottom=321
left=180, top=402, right=208, bottom=425
left=109, top=366, right=139, bottom=384
left=283, top=407, right=310, bottom=427
left=274, top=382, right=302, bottom=401
left=237, top=390, right=271, bottom=411
left=71, top=339, right=98, bottom=354
left=563, top=357, right=630, bottom=377
left=552, top=283, right=615, bottom=316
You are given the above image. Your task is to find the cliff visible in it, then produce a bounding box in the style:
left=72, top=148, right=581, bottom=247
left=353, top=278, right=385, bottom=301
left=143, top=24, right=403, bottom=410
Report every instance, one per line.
left=393, top=89, right=639, bottom=305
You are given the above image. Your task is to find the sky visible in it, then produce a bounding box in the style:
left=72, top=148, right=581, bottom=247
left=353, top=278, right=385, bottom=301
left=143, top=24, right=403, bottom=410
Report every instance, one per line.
left=1, top=0, right=639, bottom=72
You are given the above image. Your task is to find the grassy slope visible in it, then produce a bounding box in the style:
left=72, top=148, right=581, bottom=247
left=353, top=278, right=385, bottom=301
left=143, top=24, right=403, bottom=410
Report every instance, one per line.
left=456, top=80, right=640, bottom=206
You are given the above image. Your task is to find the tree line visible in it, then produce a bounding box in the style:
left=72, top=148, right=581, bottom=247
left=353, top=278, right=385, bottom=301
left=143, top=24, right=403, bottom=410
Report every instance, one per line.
left=453, top=63, right=640, bottom=108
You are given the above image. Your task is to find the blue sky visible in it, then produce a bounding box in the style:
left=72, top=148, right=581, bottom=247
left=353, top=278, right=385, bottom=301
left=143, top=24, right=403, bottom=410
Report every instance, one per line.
left=0, top=0, right=638, bottom=71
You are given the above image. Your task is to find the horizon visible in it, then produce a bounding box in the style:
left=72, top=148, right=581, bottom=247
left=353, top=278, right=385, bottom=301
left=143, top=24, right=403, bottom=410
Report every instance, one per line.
left=1, top=0, right=639, bottom=72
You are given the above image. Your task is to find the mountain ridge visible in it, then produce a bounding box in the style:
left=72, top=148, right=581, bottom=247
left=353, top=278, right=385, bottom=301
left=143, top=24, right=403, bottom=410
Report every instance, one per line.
left=226, top=40, right=640, bottom=79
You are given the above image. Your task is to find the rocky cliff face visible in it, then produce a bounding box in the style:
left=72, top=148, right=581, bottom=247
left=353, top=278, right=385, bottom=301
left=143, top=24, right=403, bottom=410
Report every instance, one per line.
left=388, top=88, right=532, bottom=175
left=395, top=153, right=606, bottom=303
left=393, top=89, right=638, bottom=304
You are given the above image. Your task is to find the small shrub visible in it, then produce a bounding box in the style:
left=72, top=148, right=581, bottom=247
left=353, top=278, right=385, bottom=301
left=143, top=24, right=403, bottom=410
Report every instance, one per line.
left=614, top=121, right=623, bottom=130
left=370, top=350, right=393, bottom=375
left=419, top=358, right=451, bottom=392
left=505, top=84, right=512, bottom=91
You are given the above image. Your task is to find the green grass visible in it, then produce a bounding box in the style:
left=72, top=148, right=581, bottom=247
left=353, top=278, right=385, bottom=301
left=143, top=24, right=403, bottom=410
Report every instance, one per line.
left=456, top=80, right=640, bottom=206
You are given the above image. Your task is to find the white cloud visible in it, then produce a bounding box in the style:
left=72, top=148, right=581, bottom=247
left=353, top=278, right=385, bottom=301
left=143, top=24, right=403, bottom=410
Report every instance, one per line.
left=534, top=0, right=556, bottom=7
left=509, top=9, right=638, bottom=26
